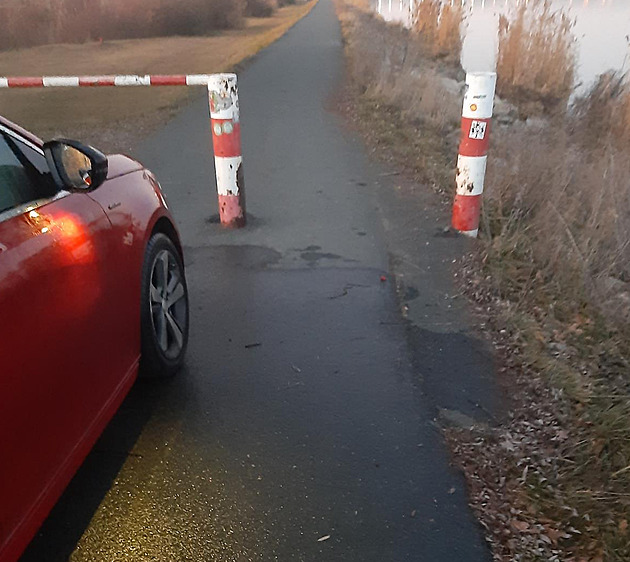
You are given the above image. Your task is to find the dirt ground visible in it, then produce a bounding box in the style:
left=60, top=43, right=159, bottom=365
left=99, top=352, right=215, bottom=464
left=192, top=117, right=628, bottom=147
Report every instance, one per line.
left=0, top=1, right=317, bottom=152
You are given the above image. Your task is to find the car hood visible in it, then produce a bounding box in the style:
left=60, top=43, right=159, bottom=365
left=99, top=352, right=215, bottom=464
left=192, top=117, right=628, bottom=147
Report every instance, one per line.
left=106, top=154, right=144, bottom=179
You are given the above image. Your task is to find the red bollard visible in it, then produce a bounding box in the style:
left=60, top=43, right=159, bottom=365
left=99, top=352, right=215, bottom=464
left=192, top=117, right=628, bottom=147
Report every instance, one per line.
left=208, top=74, right=246, bottom=228
left=452, top=72, right=497, bottom=237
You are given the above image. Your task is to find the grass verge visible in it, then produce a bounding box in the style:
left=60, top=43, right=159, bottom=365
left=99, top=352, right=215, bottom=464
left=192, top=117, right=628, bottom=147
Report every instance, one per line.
left=0, top=1, right=317, bottom=151
left=472, top=74, right=630, bottom=558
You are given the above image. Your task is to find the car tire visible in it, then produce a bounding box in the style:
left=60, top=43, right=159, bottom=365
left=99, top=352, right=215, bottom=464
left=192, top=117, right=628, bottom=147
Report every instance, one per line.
left=140, top=233, right=189, bottom=378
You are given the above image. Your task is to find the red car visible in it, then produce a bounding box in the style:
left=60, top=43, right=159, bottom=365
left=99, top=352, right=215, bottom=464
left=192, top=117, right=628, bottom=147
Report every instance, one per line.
left=0, top=116, right=189, bottom=561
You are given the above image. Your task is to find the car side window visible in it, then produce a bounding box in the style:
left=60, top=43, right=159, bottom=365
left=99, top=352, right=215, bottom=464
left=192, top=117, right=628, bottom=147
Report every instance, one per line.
left=0, top=132, right=58, bottom=215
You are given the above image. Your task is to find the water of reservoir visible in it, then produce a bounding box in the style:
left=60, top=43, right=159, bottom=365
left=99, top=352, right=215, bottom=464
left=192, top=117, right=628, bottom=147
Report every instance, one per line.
left=373, top=0, right=630, bottom=89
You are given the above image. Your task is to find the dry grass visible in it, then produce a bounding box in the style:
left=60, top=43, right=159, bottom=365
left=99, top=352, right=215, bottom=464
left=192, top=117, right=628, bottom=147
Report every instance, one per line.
left=446, top=285, right=630, bottom=560
left=497, top=1, right=575, bottom=115
left=0, top=1, right=317, bottom=151
left=476, top=70, right=630, bottom=560
left=484, top=79, right=630, bottom=323
left=573, top=71, right=630, bottom=150
left=413, top=0, right=463, bottom=65
left=439, top=4, right=630, bottom=558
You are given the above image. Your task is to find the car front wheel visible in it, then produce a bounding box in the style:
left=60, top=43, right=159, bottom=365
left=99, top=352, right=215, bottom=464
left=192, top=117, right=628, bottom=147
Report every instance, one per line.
left=140, top=233, right=189, bottom=378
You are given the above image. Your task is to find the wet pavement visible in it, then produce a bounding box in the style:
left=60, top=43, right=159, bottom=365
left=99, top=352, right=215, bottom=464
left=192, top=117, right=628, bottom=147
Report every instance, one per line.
left=21, top=1, right=494, bottom=560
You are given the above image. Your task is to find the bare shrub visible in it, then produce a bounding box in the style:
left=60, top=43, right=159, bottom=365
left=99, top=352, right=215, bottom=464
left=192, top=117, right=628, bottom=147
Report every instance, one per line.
left=0, top=0, right=247, bottom=50
left=0, top=0, right=54, bottom=49
left=413, top=0, right=463, bottom=64
left=152, top=0, right=245, bottom=37
left=56, top=0, right=102, bottom=43
left=245, top=0, right=278, bottom=17
left=207, top=0, right=247, bottom=30
left=497, top=1, right=575, bottom=114
left=573, top=72, right=630, bottom=151
left=94, top=0, right=157, bottom=41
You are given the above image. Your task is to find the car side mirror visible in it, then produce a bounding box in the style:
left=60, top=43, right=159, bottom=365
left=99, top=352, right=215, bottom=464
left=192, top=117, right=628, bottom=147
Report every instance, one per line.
left=43, top=139, right=108, bottom=191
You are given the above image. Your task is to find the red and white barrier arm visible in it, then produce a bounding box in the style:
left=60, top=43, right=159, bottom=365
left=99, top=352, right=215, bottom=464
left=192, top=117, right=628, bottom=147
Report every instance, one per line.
left=0, top=74, right=219, bottom=88
left=452, top=72, right=497, bottom=238
left=0, top=72, right=247, bottom=228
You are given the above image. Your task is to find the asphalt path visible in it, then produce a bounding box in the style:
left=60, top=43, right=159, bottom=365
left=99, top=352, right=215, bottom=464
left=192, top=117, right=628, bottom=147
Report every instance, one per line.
left=22, top=1, right=494, bottom=560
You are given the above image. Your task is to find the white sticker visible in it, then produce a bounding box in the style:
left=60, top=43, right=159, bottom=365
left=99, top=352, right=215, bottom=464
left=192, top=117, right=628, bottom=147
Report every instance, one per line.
left=469, top=120, right=487, bottom=140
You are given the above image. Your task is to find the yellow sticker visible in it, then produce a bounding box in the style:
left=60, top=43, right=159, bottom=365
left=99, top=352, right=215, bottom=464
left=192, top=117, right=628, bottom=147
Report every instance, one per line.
left=470, top=103, right=478, bottom=112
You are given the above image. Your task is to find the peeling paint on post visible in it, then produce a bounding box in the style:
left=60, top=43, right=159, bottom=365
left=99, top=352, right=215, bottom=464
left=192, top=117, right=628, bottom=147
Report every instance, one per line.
left=208, top=73, right=246, bottom=228
left=452, top=72, right=496, bottom=238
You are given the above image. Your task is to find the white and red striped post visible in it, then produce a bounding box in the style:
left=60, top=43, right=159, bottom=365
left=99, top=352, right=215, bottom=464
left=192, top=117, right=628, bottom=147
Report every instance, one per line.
left=452, top=72, right=496, bottom=237
left=207, top=73, right=245, bottom=228
left=0, top=73, right=246, bottom=228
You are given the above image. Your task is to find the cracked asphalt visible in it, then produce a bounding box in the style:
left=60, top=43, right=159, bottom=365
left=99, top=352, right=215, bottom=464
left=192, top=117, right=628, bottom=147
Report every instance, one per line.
left=21, top=1, right=497, bottom=560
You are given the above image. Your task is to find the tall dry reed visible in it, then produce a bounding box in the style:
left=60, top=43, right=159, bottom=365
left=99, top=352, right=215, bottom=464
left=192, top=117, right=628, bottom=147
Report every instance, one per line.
left=497, top=1, right=575, bottom=113
left=414, top=0, right=463, bottom=64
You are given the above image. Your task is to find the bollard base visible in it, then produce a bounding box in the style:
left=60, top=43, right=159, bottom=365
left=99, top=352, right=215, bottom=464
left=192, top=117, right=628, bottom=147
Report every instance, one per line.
left=218, top=194, right=246, bottom=228
left=452, top=193, right=481, bottom=237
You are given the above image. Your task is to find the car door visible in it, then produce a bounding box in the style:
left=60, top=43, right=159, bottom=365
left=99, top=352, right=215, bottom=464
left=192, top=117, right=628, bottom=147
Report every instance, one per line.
left=0, top=127, right=129, bottom=560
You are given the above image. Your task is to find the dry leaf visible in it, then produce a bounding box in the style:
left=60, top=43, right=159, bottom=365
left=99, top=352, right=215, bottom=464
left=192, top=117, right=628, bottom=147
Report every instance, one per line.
left=511, top=519, right=530, bottom=532
left=592, top=439, right=605, bottom=456
left=546, top=527, right=570, bottom=544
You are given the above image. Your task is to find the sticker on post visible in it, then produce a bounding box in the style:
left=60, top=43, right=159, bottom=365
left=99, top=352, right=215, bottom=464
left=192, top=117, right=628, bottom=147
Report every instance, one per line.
left=469, top=120, right=487, bottom=140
